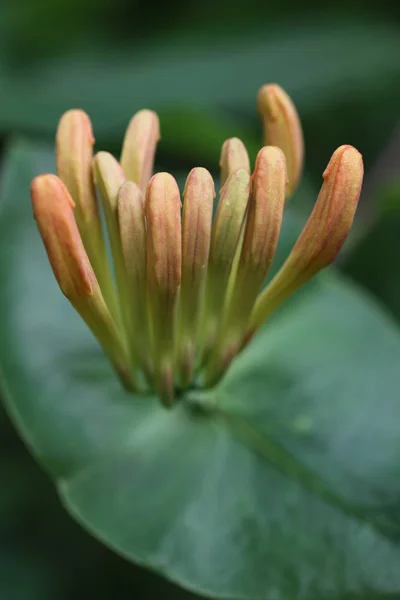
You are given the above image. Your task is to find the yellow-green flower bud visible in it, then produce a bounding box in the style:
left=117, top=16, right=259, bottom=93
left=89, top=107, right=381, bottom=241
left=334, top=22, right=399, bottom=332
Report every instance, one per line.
left=92, top=152, right=135, bottom=363
left=200, top=168, right=251, bottom=362
left=220, top=137, right=250, bottom=186
left=120, top=109, right=160, bottom=193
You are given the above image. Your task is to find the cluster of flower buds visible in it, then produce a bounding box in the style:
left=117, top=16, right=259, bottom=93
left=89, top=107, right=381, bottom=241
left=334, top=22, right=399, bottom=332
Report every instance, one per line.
left=31, top=84, right=364, bottom=406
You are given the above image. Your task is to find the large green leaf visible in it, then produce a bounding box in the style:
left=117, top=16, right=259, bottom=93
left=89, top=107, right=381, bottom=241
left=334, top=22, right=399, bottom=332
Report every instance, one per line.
left=2, top=139, right=400, bottom=600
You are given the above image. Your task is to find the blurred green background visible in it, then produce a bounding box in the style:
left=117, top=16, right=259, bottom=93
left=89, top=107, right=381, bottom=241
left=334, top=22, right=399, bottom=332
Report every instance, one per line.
left=1, top=0, right=400, bottom=597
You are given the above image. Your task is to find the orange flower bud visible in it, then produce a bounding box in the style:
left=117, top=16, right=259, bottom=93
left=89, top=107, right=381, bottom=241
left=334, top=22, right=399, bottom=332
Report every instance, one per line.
left=220, top=137, right=250, bottom=185
left=146, top=173, right=182, bottom=404
left=31, top=174, right=135, bottom=389
left=146, top=173, right=182, bottom=296
left=31, top=174, right=95, bottom=299
left=56, top=110, right=118, bottom=316
left=118, top=181, right=152, bottom=376
left=56, top=109, right=97, bottom=226
left=177, top=167, right=215, bottom=385
left=118, top=181, right=146, bottom=293
left=120, top=109, right=160, bottom=193
left=239, top=146, right=287, bottom=283
left=248, top=145, right=363, bottom=336
left=258, top=84, right=304, bottom=198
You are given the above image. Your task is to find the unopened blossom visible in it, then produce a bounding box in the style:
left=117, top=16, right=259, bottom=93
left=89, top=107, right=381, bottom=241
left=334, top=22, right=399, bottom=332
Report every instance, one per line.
left=31, top=88, right=363, bottom=405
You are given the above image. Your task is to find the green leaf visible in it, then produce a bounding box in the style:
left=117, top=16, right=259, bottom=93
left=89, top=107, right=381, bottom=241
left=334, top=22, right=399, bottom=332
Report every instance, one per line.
left=2, top=138, right=400, bottom=600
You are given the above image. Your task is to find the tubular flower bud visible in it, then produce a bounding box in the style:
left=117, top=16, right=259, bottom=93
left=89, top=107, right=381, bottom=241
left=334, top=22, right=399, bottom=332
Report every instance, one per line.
left=117, top=182, right=152, bottom=378
left=247, top=145, right=363, bottom=339
left=92, top=151, right=126, bottom=281
left=56, top=110, right=97, bottom=226
left=220, top=137, right=251, bottom=185
left=31, top=174, right=135, bottom=390
left=92, top=152, right=133, bottom=348
left=146, top=173, right=182, bottom=405
left=120, top=109, right=160, bottom=193
left=257, top=84, right=304, bottom=198
left=56, top=110, right=118, bottom=317
left=222, top=138, right=251, bottom=298
left=205, top=147, right=287, bottom=385
left=176, top=167, right=214, bottom=385
left=200, top=168, right=251, bottom=362
left=32, top=87, right=362, bottom=403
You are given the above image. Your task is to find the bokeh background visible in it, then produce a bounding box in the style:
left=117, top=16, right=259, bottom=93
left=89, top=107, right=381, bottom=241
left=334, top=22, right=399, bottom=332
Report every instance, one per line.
left=1, top=0, right=400, bottom=598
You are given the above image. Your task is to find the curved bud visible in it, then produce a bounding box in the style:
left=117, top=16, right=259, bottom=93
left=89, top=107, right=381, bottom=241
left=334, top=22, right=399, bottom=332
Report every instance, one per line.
left=118, top=182, right=152, bottom=377
left=146, top=173, right=182, bottom=404
left=200, top=168, right=251, bottom=361
left=258, top=84, right=304, bottom=198
left=220, top=137, right=250, bottom=186
left=31, top=174, right=135, bottom=390
left=204, top=146, right=286, bottom=385
left=177, top=167, right=215, bottom=385
left=120, top=109, right=160, bottom=193
left=31, top=174, right=94, bottom=299
left=56, top=110, right=118, bottom=316
left=248, top=145, right=363, bottom=338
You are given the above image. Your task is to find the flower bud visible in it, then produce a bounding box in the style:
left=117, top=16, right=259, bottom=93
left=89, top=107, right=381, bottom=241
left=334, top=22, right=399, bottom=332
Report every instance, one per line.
left=92, top=151, right=126, bottom=214
left=204, top=146, right=286, bottom=385
left=200, top=168, right=251, bottom=361
left=118, top=181, right=152, bottom=377
left=92, top=152, right=139, bottom=364
left=120, top=109, right=160, bottom=193
left=258, top=84, right=304, bottom=198
left=248, top=145, right=363, bottom=337
left=56, top=109, right=97, bottom=226
left=32, top=174, right=94, bottom=299
left=31, top=174, right=135, bottom=390
left=146, top=173, right=182, bottom=404
left=92, top=151, right=126, bottom=288
left=56, top=110, right=118, bottom=316
left=118, top=182, right=146, bottom=296
left=240, top=146, right=287, bottom=280
left=220, top=137, right=250, bottom=185
left=177, top=167, right=215, bottom=385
